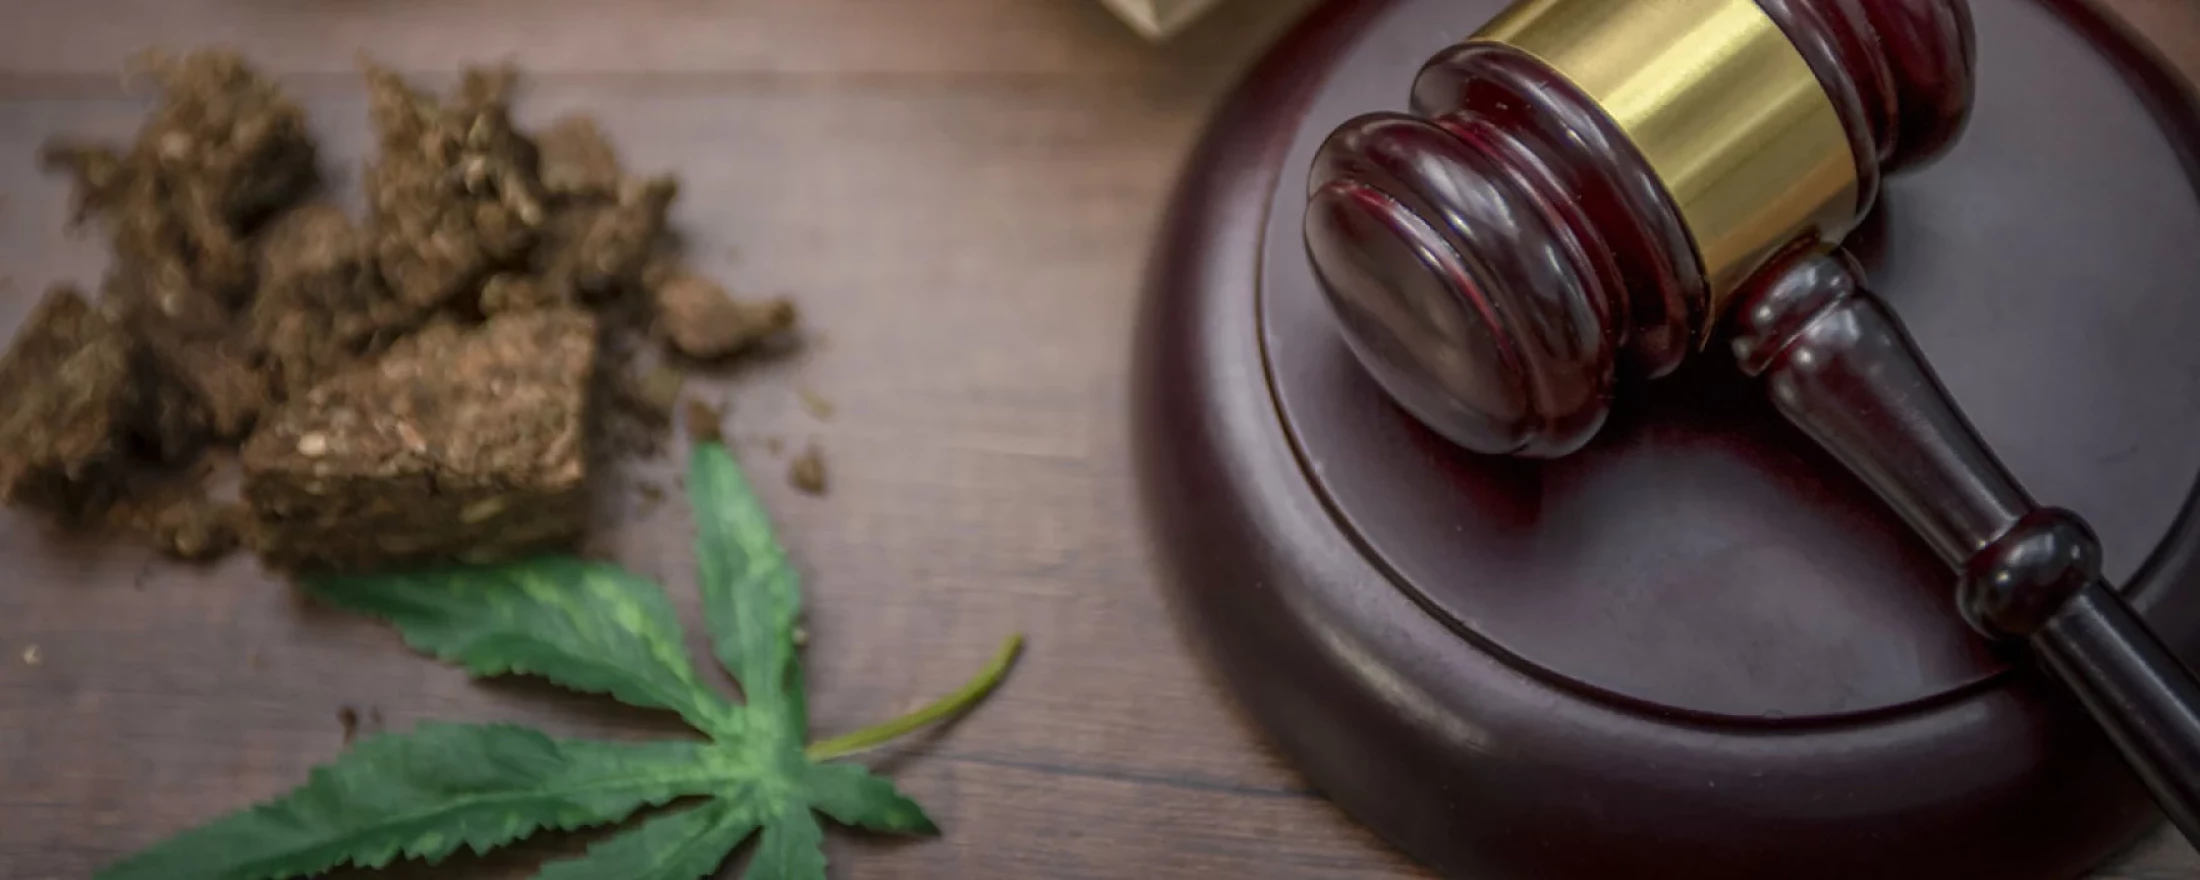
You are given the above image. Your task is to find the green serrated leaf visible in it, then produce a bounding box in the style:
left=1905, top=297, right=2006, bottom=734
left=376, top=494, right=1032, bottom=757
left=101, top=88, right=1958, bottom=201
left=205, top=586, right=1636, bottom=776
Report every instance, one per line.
left=742, top=810, right=829, bottom=880
left=688, top=441, right=806, bottom=739
left=97, top=723, right=728, bottom=880
left=107, top=437, right=1017, bottom=880
left=801, top=762, right=939, bottom=836
left=531, top=798, right=762, bottom=880
left=307, top=557, right=733, bottom=727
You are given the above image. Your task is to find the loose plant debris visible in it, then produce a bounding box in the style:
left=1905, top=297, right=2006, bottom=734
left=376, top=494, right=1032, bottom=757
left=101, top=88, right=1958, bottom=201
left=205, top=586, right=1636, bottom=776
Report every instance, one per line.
left=684, top=397, right=729, bottom=446
left=796, top=386, right=836, bottom=422
left=607, top=362, right=687, bottom=441
left=2, top=49, right=804, bottom=567
left=789, top=442, right=829, bottom=496
left=109, top=479, right=248, bottom=562
left=637, top=479, right=669, bottom=515
left=97, top=440, right=1022, bottom=880
left=655, top=271, right=797, bottom=361
left=337, top=706, right=360, bottom=746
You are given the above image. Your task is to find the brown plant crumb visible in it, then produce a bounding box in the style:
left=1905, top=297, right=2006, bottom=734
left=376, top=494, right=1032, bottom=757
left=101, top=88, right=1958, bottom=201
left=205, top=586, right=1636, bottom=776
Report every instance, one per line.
left=636, top=480, right=667, bottom=514
left=788, top=442, right=827, bottom=496
left=156, top=499, right=245, bottom=561
left=684, top=397, right=726, bottom=446
left=654, top=273, right=797, bottom=360
left=535, top=115, right=624, bottom=198
left=621, top=364, right=686, bottom=430
left=338, top=706, right=360, bottom=745
left=796, top=386, right=836, bottom=421
left=110, top=488, right=246, bottom=562
left=595, top=360, right=681, bottom=462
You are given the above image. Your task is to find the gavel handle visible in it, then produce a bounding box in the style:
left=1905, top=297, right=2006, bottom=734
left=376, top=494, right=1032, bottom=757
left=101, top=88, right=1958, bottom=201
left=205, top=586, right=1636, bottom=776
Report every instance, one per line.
left=2041, top=579, right=2200, bottom=837
left=1730, top=248, right=2200, bottom=844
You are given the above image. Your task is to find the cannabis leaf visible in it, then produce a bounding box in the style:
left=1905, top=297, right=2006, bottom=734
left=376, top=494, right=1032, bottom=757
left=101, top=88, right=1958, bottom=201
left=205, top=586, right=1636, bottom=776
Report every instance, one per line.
left=100, top=440, right=1021, bottom=880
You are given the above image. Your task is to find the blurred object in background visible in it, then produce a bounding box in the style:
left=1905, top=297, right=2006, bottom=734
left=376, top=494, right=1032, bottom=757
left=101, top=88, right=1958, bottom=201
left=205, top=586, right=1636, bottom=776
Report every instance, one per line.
left=1100, top=0, right=1229, bottom=39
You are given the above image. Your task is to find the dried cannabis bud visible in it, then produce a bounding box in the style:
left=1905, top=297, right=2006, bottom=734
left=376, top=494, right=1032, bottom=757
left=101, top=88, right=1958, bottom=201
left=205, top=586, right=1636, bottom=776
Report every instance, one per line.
left=33, top=50, right=312, bottom=459
left=544, top=176, right=679, bottom=303
left=246, top=203, right=404, bottom=401
left=44, top=49, right=316, bottom=316
left=123, top=306, right=267, bottom=454
left=3, top=52, right=804, bottom=568
left=364, top=63, right=548, bottom=320
left=0, top=286, right=147, bottom=520
left=478, top=272, right=569, bottom=316
left=534, top=114, right=625, bottom=199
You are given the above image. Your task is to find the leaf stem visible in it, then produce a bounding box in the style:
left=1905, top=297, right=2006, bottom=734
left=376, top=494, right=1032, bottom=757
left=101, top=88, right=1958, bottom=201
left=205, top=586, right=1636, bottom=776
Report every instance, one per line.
left=805, top=633, right=1024, bottom=761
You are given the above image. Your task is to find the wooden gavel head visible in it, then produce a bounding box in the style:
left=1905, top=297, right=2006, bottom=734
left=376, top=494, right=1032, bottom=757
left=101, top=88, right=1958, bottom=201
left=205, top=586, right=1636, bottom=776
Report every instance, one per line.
left=1305, top=0, right=1975, bottom=456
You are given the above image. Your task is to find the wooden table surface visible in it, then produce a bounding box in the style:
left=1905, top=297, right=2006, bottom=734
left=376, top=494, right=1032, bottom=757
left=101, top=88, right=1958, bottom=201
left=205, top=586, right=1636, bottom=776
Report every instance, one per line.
left=4, top=1, right=2199, bottom=878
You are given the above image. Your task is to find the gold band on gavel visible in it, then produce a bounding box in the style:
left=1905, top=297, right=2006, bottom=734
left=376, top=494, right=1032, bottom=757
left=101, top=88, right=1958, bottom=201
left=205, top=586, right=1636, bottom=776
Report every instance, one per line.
left=1470, top=0, right=1859, bottom=337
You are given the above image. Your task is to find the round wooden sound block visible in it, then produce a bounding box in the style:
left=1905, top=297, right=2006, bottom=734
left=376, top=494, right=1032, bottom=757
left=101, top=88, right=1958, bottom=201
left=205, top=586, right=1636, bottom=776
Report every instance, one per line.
left=1132, top=1, right=2200, bottom=877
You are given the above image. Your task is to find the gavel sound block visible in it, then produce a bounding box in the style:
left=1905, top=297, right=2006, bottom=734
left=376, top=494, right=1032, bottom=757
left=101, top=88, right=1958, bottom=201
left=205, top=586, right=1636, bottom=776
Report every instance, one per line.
left=1132, top=0, right=2200, bottom=876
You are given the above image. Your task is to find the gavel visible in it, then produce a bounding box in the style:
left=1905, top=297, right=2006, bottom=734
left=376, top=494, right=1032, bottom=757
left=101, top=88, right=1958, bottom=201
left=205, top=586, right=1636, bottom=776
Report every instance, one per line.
left=1303, top=0, right=2200, bottom=844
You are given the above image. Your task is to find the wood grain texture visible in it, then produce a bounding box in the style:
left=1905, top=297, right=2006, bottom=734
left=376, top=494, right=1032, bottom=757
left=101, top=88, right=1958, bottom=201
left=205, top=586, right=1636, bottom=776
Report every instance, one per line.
left=0, top=1, right=2192, bottom=878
